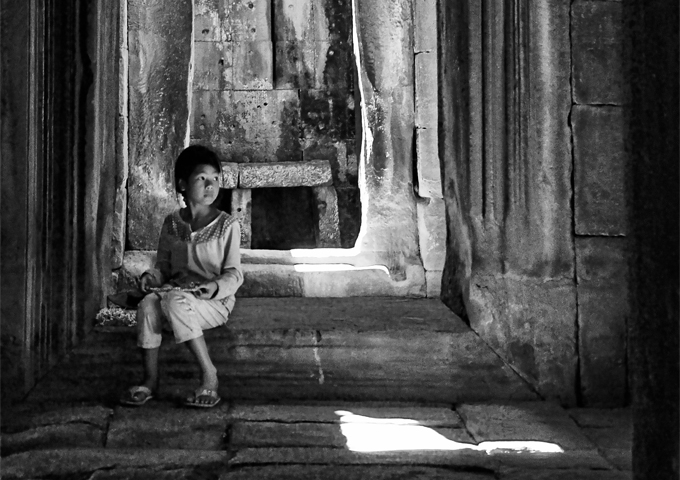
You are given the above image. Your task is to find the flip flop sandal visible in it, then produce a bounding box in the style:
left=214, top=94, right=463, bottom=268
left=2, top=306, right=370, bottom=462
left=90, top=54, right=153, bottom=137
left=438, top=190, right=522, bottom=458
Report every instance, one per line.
left=120, top=385, right=154, bottom=406
left=184, top=388, right=221, bottom=408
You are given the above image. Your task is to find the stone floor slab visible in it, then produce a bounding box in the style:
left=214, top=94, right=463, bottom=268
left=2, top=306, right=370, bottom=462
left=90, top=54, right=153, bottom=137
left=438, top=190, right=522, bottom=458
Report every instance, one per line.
left=497, top=467, right=632, bottom=480
left=90, top=467, right=198, bottom=480
left=601, top=448, right=632, bottom=471
left=230, top=421, right=347, bottom=448
left=458, top=402, right=597, bottom=450
left=227, top=404, right=464, bottom=427
left=1, top=423, right=106, bottom=456
left=229, top=420, right=474, bottom=449
left=488, top=449, right=610, bottom=470
left=106, top=402, right=230, bottom=450
left=1, top=404, right=113, bottom=433
left=581, top=426, right=632, bottom=451
left=229, top=447, right=496, bottom=469
left=568, top=408, right=631, bottom=429
left=220, top=465, right=495, bottom=479
left=1, top=448, right=229, bottom=479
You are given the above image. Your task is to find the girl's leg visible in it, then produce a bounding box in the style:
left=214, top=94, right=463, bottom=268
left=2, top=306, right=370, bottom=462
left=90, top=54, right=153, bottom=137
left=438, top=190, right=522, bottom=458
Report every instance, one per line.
left=141, top=346, right=160, bottom=393
left=160, top=291, right=229, bottom=404
left=133, top=293, right=165, bottom=398
left=185, top=336, right=218, bottom=403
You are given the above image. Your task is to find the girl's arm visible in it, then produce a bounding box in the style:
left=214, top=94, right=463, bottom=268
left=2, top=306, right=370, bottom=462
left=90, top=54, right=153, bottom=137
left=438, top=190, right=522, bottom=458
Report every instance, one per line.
left=209, top=220, right=244, bottom=300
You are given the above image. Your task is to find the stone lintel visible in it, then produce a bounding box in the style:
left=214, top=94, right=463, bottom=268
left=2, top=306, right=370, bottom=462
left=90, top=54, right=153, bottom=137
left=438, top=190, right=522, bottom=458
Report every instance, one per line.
left=231, top=189, right=252, bottom=249
left=239, top=160, right=332, bottom=188
left=311, top=186, right=341, bottom=248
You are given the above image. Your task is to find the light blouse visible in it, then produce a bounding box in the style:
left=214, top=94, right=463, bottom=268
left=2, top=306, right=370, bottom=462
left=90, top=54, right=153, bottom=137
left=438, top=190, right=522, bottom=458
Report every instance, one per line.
left=145, top=210, right=243, bottom=312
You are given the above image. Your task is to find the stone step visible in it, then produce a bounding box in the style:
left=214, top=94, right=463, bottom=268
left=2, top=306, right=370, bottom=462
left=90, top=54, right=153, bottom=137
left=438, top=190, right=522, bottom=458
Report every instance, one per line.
left=26, top=298, right=537, bottom=405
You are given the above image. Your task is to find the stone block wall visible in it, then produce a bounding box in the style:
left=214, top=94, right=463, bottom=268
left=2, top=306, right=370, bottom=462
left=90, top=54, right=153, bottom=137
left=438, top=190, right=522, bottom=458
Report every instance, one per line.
left=571, top=0, right=629, bottom=407
left=439, top=0, right=630, bottom=406
left=188, top=0, right=360, bottom=250
left=125, top=0, right=361, bottom=250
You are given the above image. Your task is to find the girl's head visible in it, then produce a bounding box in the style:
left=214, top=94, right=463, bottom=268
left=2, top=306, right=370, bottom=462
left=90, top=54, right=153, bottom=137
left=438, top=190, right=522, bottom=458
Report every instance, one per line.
left=174, top=145, right=222, bottom=194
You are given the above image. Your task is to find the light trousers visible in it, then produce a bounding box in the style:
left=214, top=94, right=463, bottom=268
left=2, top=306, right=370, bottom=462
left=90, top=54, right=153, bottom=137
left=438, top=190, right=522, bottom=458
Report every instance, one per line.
left=136, top=290, right=230, bottom=349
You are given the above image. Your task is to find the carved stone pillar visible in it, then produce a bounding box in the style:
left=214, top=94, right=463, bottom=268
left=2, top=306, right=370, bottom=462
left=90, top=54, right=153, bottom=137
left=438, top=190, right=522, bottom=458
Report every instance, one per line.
left=440, top=0, right=576, bottom=404
left=352, top=0, right=420, bottom=272
left=127, top=0, right=193, bottom=249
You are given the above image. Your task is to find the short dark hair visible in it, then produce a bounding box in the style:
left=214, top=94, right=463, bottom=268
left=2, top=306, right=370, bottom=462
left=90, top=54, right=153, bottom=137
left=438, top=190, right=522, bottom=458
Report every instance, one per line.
left=174, top=145, right=222, bottom=193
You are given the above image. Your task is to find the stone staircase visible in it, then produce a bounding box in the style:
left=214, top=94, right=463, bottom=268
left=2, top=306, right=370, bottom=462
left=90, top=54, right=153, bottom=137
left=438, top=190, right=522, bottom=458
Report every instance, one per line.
left=26, top=298, right=537, bottom=406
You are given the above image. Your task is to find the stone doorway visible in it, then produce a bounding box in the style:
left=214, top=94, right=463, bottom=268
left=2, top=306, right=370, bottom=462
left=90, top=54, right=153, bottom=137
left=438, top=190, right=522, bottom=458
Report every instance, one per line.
left=114, top=0, right=446, bottom=298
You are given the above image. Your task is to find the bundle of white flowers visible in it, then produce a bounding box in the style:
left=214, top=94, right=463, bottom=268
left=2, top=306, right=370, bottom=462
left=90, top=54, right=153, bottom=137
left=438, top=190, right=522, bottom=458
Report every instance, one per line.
left=95, top=307, right=137, bottom=327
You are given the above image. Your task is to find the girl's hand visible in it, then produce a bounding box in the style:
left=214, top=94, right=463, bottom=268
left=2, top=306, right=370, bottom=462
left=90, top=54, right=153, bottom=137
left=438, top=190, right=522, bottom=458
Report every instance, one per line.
left=195, top=281, right=219, bottom=299
left=138, top=273, right=160, bottom=293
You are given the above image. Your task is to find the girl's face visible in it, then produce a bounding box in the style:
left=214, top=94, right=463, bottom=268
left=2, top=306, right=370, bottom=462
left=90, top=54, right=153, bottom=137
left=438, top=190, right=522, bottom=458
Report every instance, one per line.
left=180, top=164, right=220, bottom=206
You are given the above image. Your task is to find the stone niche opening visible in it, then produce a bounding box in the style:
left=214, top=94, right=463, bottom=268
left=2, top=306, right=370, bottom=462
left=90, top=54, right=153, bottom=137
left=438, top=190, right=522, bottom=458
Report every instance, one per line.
left=251, top=187, right=316, bottom=250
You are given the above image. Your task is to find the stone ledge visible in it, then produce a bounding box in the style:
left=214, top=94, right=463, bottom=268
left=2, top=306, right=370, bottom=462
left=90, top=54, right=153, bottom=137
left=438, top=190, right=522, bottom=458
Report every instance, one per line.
left=116, top=251, right=427, bottom=297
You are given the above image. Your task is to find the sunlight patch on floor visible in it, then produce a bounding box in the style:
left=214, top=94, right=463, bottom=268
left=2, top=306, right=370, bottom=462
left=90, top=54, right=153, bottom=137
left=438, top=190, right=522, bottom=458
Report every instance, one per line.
left=335, top=410, right=564, bottom=454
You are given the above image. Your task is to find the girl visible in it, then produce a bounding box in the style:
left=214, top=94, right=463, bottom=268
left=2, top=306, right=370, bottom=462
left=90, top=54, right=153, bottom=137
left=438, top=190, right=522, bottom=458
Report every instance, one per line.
left=121, top=145, right=243, bottom=408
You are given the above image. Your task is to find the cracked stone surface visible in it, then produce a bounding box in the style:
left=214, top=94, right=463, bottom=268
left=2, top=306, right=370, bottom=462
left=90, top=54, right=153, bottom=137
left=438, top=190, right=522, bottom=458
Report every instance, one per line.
left=0, top=399, right=631, bottom=479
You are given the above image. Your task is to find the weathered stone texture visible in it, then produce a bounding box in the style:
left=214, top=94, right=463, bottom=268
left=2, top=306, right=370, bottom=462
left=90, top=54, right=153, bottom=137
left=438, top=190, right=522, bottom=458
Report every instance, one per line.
left=239, top=160, right=332, bottom=188
left=417, top=198, right=446, bottom=271
left=416, top=127, right=442, bottom=198
left=107, top=405, right=229, bottom=450
left=220, top=162, right=239, bottom=188
left=191, top=90, right=301, bottom=162
left=226, top=0, right=272, bottom=41
left=415, top=53, right=437, bottom=128
left=468, top=276, right=578, bottom=406
left=274, top=40, right=317, bottom=89
left=312, top=186, right=341, bottom=247
left=2, top=424, right=106, bottom=456
left=2, top=449, right=228, bottom=479
left=112, top=0, right=129, bottom=269
left=111, top=185, right=127, bottom=270
left=228, top=404, right=464, bottom=427
left=576, top=237, right=629, bottom=406
left=274, top=0, right=315, bottom=42
left=231, top=188, right=252, bottom=248
left=194, top=0, right=221, bottom=42
left=193, top=41, right=232, bottom=90
left=573, top=106, right=627, bottom=236
left=458, top=402, right=597, bottom=450
left=232, top=41, right=274, bottom=89
left=572, top=1, right=625, bottom=105
left=301, top=89, right=353, bottom=141
left=426, top=270, right=443, bottom=298
left=127, top=0, right=193, bottom=249
left=415, top=0, right=437, bottom=53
